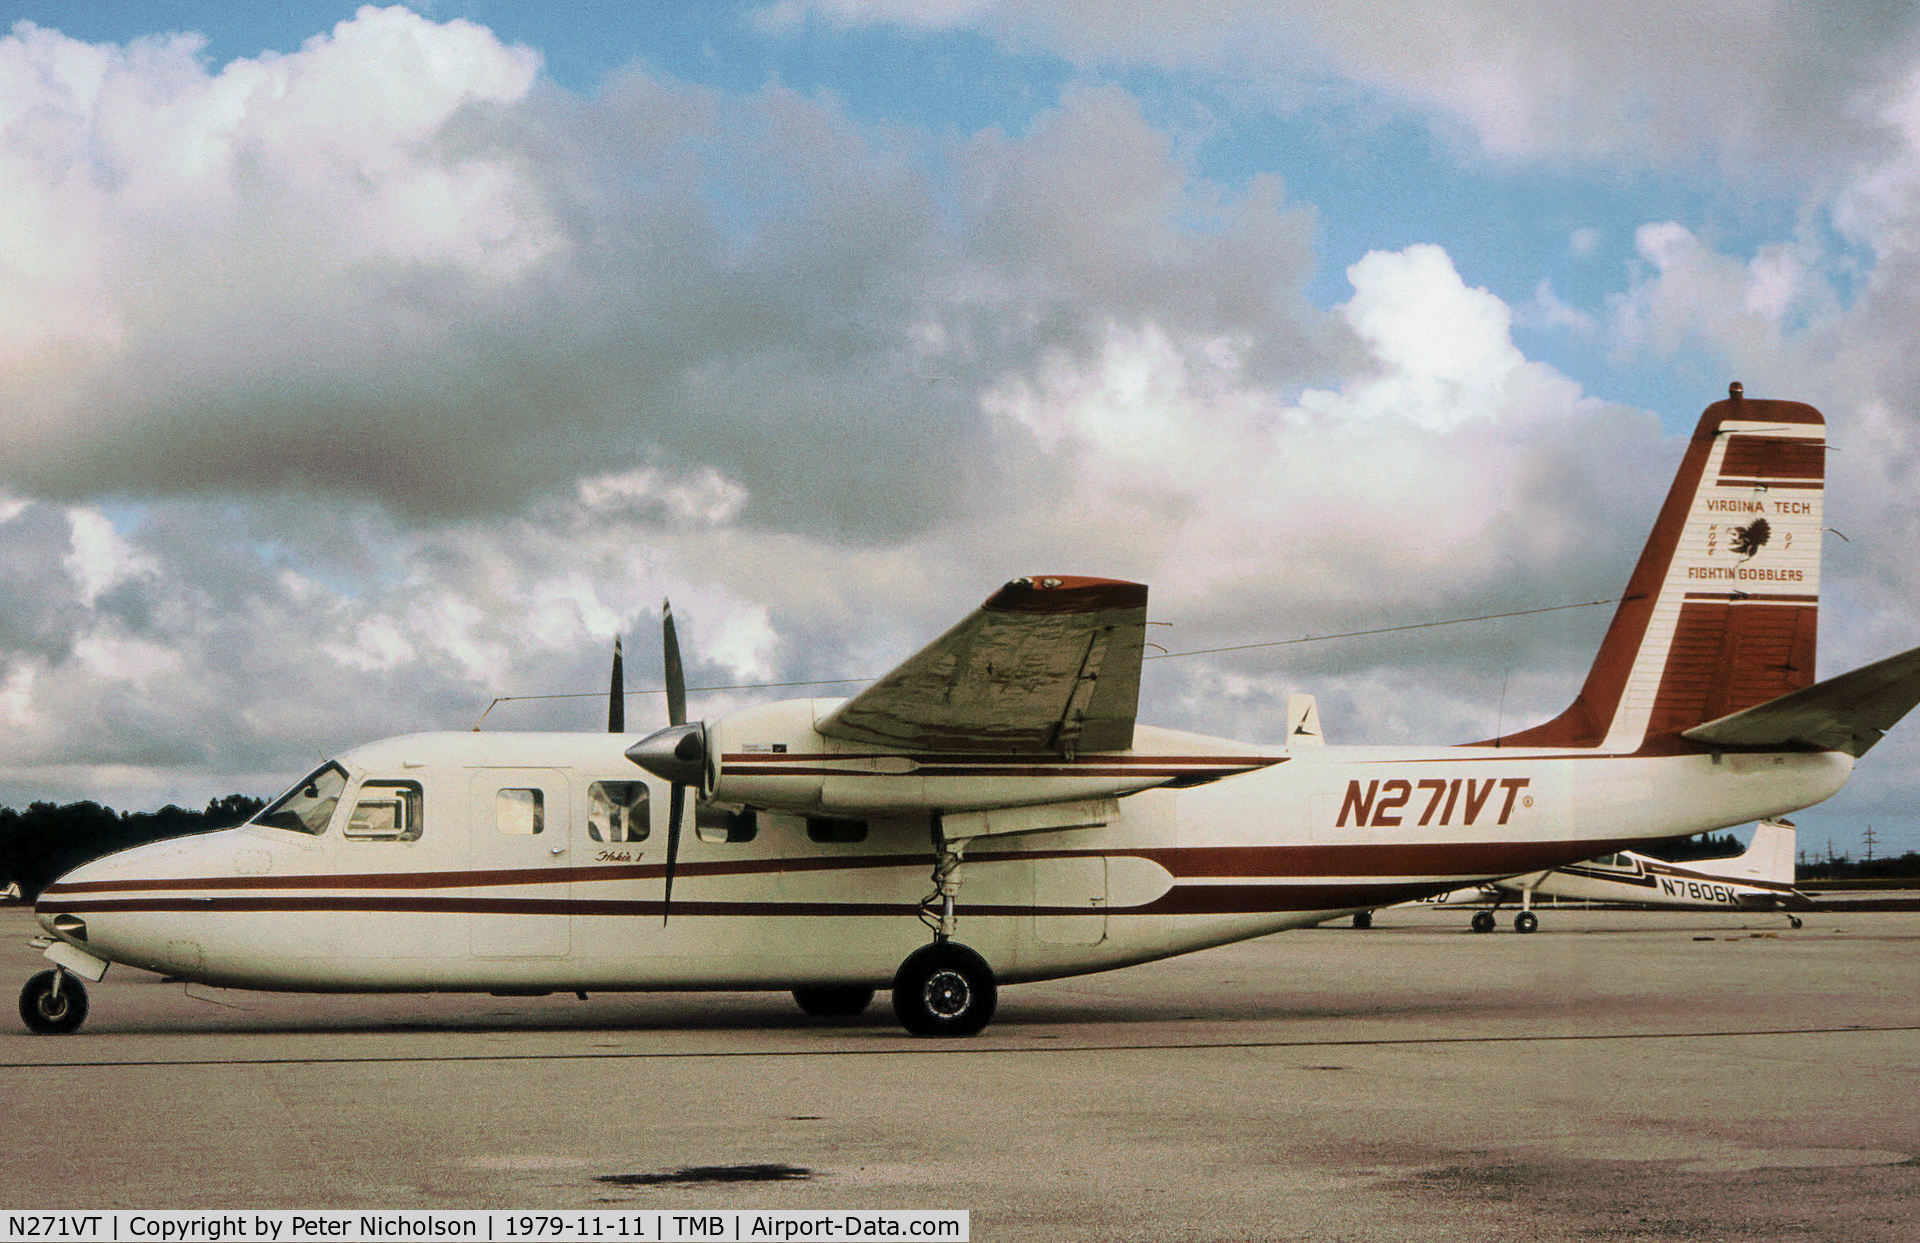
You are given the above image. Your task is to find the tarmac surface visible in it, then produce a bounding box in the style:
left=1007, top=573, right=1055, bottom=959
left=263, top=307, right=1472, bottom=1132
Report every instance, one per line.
left=3, top=904, right=1917, bottom=1241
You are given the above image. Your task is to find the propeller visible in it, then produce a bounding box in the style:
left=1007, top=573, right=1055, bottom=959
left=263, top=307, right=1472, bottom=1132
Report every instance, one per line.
left=625, top=599, right=708, bottom=923
left=608, top=637, right=625, bottom=733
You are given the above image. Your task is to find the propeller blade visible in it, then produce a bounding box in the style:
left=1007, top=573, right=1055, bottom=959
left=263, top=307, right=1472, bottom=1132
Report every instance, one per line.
left=608, top=637, right=625, bottom=733
left=663, top=780, right=684, bottom=924
left=662, top=599, right=686, bottom=727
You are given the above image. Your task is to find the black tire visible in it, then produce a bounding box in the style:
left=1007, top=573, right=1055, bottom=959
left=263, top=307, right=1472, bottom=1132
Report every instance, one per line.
left=1515, top=911, right=1539, bottom=934
left=1351, top=911, right=1373, bottom=929
left=1470, top=910, right=1496, bottom=934
left=19, top=969, right=88, bottom=1035
left=891, top=942, right=997, bottom=1037
left=1789, top=916, right=1804, bottom=930
left=792, top=985, right=874, bottom=1018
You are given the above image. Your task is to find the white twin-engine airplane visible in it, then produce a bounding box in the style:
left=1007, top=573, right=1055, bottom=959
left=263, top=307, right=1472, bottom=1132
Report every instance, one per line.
left=21, top=386, right=1920, bottom=1038
left=1426, top=819, right=1813, bottom=933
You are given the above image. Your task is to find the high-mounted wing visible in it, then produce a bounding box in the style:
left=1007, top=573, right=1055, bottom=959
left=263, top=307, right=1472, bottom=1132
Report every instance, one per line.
left=814, top=576, right=1148, bottom=754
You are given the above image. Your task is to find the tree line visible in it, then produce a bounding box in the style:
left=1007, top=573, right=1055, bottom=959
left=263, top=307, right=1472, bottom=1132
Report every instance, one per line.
left=0, top=795, right=264, bottom=900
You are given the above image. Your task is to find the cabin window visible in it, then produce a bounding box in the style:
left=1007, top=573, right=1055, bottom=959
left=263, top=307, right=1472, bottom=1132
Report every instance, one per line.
left=344, top=781, right=423, bottom=842
left=588, top=782, right=650, bottom=842
left=253, top=762, right=348, bottom=836
left=806, top=815, right=868, bottom=843
left=695, top=805, right=758, bottom=844
left=495, top=788, right=544, bottom=835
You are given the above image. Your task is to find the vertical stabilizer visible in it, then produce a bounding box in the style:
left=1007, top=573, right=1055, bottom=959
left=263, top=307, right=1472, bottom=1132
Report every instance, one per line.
left=1725, top=820, right=1799, bottom=885
left=1494, top=385, right=1824, bottom=752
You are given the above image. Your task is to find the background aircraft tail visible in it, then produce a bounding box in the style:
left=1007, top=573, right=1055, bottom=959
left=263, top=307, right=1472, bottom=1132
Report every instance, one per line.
left=1493, top=384, right=1824, bottom=752
left=1718, top=820, right=1798, bottom=884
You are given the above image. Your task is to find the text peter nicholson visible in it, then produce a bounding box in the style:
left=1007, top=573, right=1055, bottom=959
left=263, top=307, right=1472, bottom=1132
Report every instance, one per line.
left=3, top=1211, right=970, bottom=1243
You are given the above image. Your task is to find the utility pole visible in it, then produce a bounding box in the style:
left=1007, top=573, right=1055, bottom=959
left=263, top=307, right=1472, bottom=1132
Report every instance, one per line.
left=1863, top=824, right=1878, bottom=864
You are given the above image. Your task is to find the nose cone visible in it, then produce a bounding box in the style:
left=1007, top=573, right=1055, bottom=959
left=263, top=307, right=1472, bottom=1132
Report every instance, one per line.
left=33, top=851, right=127, bottom=943
left=32, top=831, right=240, bottom=975
left=626, top=722, right=708, bottom=787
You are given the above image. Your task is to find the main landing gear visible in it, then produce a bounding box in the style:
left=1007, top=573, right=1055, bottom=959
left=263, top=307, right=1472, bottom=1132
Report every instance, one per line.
left=791, top=986, right=874, bottom=1018
left=1469, top=908, right=1538, bottom=933
left=19, top=968, right=88, bottom=1035
left=893, top=942, right=996, bottom=1037
left=1470, top=885, right=1541, bottom=933
left=891, top=833, right=998, bottom=1037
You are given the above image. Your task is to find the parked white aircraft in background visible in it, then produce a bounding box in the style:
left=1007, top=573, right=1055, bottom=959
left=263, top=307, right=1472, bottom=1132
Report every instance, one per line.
left=21, top=385, right=1920, bottom=1038
left=1421, top=820, right=1812, bottom=932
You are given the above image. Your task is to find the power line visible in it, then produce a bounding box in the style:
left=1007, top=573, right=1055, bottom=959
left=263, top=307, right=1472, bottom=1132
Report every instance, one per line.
left=1140, top=595, right=1628, bottom=660
left=473, top=593, right=1628, bottom=725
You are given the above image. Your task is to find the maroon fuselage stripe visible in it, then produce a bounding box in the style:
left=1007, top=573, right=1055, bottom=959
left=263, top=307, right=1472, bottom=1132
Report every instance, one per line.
left=41, top=880, right=1450, bottom=920
left=42, top=836, right=1655, bottom=898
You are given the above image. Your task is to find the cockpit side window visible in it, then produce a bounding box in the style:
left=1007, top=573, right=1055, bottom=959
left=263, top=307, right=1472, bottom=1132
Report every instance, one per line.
left=252, top=763, right=349, bottom=836
left=588, top=782, right=649, bottom=842
left=344, top=780, right=424, bottom=842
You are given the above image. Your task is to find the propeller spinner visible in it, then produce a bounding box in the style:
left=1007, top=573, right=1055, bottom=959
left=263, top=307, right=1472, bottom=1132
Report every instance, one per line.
left=624, top=600, right=708, bottom=922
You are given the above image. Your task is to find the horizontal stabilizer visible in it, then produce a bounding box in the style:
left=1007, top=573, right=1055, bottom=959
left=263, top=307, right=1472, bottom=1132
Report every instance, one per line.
left=1682, top=642, right=1920, bottom=757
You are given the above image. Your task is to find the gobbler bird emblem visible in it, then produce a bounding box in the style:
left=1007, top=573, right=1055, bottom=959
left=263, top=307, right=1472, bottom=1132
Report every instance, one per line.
left=1731, top=517, right=1770, bottom=559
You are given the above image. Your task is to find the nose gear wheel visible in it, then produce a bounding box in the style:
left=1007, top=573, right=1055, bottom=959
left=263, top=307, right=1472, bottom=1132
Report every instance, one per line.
left=19, top=969, right=88, bottom=1035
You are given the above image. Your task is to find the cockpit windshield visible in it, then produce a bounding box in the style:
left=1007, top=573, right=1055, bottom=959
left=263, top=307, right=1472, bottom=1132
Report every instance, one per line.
left=252, top=762, right=349, bottom=835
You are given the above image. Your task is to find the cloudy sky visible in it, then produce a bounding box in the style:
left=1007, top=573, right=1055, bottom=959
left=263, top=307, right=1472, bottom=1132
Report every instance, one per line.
left=3, top=1, right=1919, bottom=858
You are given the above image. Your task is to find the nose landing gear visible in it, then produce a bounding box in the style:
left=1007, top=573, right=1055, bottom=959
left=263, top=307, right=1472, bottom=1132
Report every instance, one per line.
left=19, top=968, right=88, bottom=1035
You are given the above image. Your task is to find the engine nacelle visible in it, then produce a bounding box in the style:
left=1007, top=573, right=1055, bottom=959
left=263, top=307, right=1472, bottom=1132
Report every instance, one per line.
left=702, top=699, right=1276, bottom=816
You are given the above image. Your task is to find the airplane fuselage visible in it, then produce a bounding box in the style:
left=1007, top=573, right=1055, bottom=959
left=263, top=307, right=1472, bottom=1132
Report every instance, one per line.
left=35, top=726, right=1850, bottom=995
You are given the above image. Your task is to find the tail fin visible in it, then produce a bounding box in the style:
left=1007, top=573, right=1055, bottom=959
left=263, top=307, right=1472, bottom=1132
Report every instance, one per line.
left=1495, top=384, right=1824, bottom=752
left=1721, top=819, right=1798, bottom=884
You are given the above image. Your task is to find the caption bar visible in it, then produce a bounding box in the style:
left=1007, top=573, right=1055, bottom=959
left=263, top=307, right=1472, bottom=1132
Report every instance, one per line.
left=1, top=1213, right=968, bottom=1243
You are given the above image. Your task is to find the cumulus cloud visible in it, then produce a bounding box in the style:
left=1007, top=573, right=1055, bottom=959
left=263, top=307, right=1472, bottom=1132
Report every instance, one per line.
left=966, top=242, right=1662, bottom=746
left=0, top=15, right=1334, bottom=541
left=777, top=0, right=1920, bottom=176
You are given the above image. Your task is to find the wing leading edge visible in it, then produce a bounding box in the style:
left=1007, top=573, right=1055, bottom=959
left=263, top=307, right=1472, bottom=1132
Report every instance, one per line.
left=815, top=576, right=1148, bottom=754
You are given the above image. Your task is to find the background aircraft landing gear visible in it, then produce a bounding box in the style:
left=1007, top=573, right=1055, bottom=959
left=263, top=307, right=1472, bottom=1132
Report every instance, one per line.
left=19, top=969, right=88, bottom=1035
left=1788, top=915, right=1804, bottom=930
left=1514, top=911, right=1539, bottom=934
left=1351, top=911, right=1373, bottom=929
left=792, top=985, right=874, bottom=1018
left=1470, top=910, right=1496, bottom=934
left=891, top=942, right=997, bottom=1037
